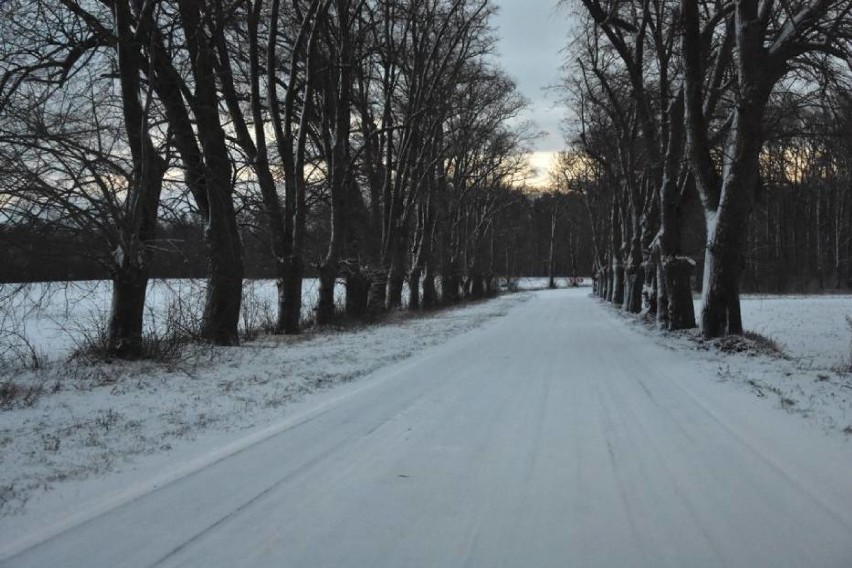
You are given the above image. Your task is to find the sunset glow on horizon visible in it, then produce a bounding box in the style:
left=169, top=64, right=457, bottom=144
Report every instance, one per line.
left=524, top=151, right=558, bottom=189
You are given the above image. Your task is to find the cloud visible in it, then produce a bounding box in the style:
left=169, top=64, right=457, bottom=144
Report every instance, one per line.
left=523, top=151, right=558, bottom=188
left=493, top=0, right=571, bottom=152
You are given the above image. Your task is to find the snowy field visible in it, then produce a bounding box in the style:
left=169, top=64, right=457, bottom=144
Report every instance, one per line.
left=0, top=279, right=345, bottom=365
left=736, top=295, right=852, bottom=367
left=0, top=276, right=558, bottom=366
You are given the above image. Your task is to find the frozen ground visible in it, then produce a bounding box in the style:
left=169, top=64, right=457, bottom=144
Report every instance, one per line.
left=605, top=293, right=852, bottom=434
left=0, top=276, right=557, bottom=365
left=1, top=287, right=851, bottom=567
left=0, top=279, right=345, bottom=364
left=0, top=291, right=524, bottom=524
left=736, top=295, right=852, bottom=367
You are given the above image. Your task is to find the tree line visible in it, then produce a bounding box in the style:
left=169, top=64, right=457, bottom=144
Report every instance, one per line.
left=0, top=191, right=594, bottom=284
left=560, top=0, right=852, bottom=337
left=0, top=0, right=596, bottom=358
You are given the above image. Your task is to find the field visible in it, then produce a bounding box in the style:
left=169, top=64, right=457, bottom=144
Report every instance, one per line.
left=737, top=295, right=852, bottom=367
left=0, top=276, right=567, bottom=367
left=0, top=279, right=345, bottom=366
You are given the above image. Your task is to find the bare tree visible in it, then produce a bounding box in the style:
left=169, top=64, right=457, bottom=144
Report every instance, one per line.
left=683, top=0, right=852, bottom=337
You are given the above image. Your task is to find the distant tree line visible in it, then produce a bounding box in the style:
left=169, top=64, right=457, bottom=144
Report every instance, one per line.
left=0, top=0, right=580, bottom=358
left=0, top=191, right=594, bottom=284
left=560, top=0, right=852, bottom=337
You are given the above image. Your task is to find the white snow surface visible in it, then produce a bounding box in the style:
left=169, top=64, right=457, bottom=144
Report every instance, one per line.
left=0, top=292, right=522, bottom=527
left=0, top=276, right=555, bottom=364
left=1, top=287, right=852, bottom=567
left=0, top=279, right=345, bottom=364
left=736, top=295, right=852, bottom=367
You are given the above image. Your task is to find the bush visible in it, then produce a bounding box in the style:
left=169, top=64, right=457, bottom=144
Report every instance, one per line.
left=71, top=303, right=192, bottom=364
left=0, top=380, right=44, bottom=410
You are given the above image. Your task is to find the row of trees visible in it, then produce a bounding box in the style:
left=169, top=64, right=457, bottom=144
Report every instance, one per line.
left=0, top=190, right=593, bottom=285
left=0, top=0, right=541, bottom=357
left=561, top=0, right=852, bottom=337
left=744, top=99, right=852, bottom=292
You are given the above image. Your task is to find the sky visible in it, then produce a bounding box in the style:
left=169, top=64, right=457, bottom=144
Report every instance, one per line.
left=492, top=0, right=573, bottom=187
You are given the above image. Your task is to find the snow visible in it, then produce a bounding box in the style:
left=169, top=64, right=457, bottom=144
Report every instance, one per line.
left=681, top=294, right=852, bottom=434
left=609, top=293, right=852, bottom=434
left=0, top=291, right=526, bottom=550
left=0, top=276, right=563, bottom=364
left=736, top=295, right=852, bottom=367
left=0, top=279, right=347, bottom=363
left=682, top=294, right=852, bottom=435
left=2, top=287, right=852, bottom=567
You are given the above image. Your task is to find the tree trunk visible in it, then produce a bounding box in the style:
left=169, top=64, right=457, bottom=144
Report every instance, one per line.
left=610, top=198, right=624, bottom=306
left=108, top=269, right=147, bottom=358
left=484, top=273, right=496, bottom=297
left=469, top=270, right=484, bottom=299
left=547, top=211, right=557, bottom=289
left=664, top=256, right=696, bottom=330
left=386, top=268, right=405, bottom=309
left=368, top=270, right=388, bottom=312
left=281, top=255, right=304, bottom=331
left=109, top=0, right=167, bottom=357
left=316, top=0, right=352, bottom=326
left=345, top=269, right=369, bottom=319
left=624, top=235, right=644, bottom=313
left=612, top=256, right=625, bottom=306
left=654, top=249, right=668, bottom=326
left=178, top=0, right=243, bottom=345
left=700, top=208, right=748, bottom=336
left=441, top=259, right=461, bottom=304
left=386, top=234, right=406, bottom=310
left=643, top=259, right=656, bottom=316
left=699, top=105, right=764, bottom=337
left=202, top=225, right=243, bottom=345
left=605, top=264, right=614, bottom=302
left=422, top=264, right=438, bottom=309
left=316, top=263, right=338, bottom=325
left=408, top=267, right=421, bottom=310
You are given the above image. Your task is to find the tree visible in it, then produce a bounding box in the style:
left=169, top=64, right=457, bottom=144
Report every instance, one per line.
left=683, top=0, right=852, bottom=337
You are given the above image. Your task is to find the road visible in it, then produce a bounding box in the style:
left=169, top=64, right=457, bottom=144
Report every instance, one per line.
left=4, top=288, right=852, bottom=567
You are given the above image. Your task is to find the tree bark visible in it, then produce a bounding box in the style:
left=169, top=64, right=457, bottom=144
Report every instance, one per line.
left=548, top=210, right=557, bottom=289
left=345, top=269, right=370, bottom=318
left=107, top=0, right=167, bottom=358
left=664, top=256, right=696, bottom=330
left=422, top=262, right=438, bottom=309
left=699, top=97, right=767, bottom=336
left=178, top=0, right=243, bottom=345
left=408, top=267, right=421, bottom=310
left=108, top=268, right=148, bottom=358
left=316, top=0, right=353, bottom=325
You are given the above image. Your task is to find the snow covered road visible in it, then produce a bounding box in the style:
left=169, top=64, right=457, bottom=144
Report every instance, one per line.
left=4, top=288, right=852, bottom=567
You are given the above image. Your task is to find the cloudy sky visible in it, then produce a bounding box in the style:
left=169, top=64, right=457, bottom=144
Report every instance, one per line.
left=492, top=0, right=573, bottom=187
